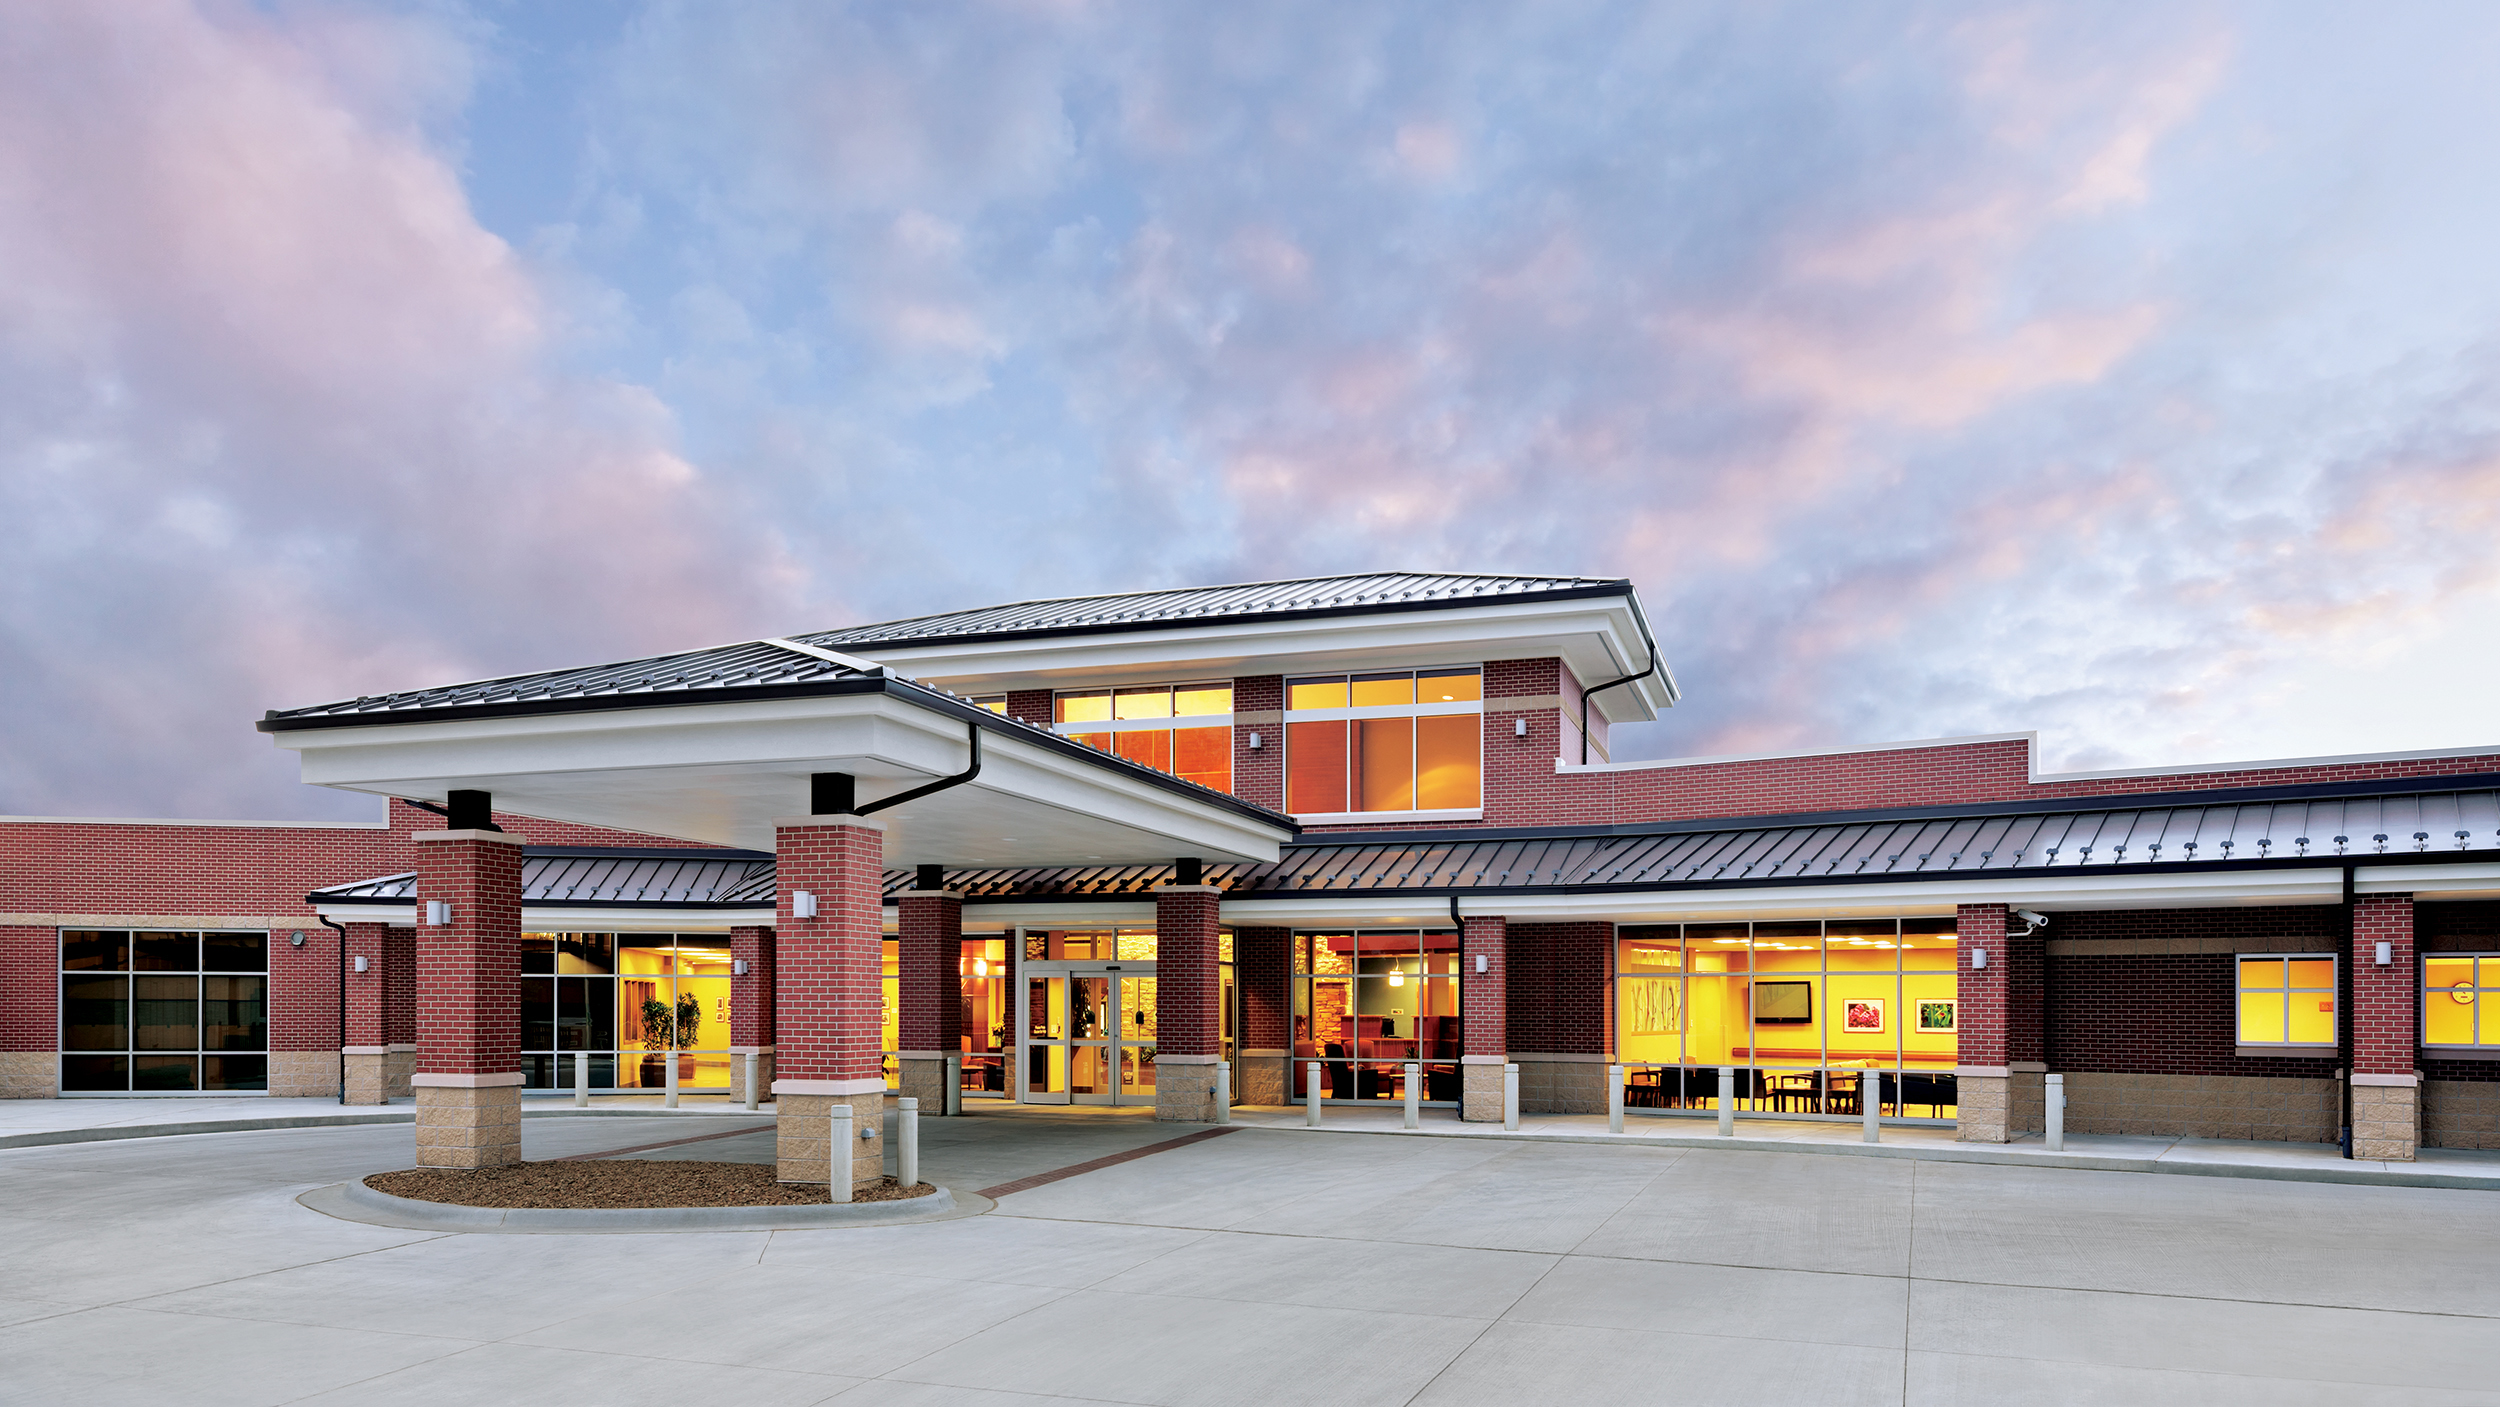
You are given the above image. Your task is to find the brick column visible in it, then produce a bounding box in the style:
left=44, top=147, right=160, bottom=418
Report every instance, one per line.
left=1154, top=885, right=1223, bottom=1121
left=0, top=924, right=57, bottom=1098
left=1462, top=914, right=1507, bottom=1122
left=384, top=925, right=417, bottom=1098
left=728, top=924, right=776, bottom=1105
left=412, top=829, right=526, bottom=1168
left=340, top=921, right=393, bottom=1104
left=772, top=816, right=889, bottom=1188
left=896, top=892, right=963, bottom=1112
left=1235, top=926, right=1292, bottom=1106
left=1955, top=902, right=2012, bottom=1142
left=2351, top=894, right=2419, bottom=1160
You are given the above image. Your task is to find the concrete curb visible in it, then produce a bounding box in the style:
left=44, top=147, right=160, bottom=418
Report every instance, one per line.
left=0, top=1107, right=778, bottom=1152
left=1241, top=1121, right=2500, bottom=1191
left=301, top=1175, right=987, bottom=1233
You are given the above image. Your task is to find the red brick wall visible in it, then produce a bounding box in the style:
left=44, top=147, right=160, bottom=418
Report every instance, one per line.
left=2045, top=906, right=2344, bottom=1078
left=730, top=925, right=775, bottom=1048
left=342, top=922, right=391, bottom=1047
left=1462, top=916, right=1507, bottom=1056
left=1157, top=887, right=1221, bottom=1056
left=1236, top=926, right=1292, bottom=1050
left=1, top=925, right=52, bottom=1053
left=774, top=819, right=886, bottom=1084
left=1005, top=690, right=1053, bottom=728
left=1233, top=675, right=1284, bottom=812
left=2352, top=894, right=2415, bottom=1077
left=1504, top=921, right=1612, bottom=1055
left=896, top=894, right=962, bottom=1053
left=385, top=925, right=416, bottom=1045
left=1956, top=904, right=2008, bottom=1067
left=269, top=921, right=335, bottom=1053
left=412, top=834, right=523, bottom=1077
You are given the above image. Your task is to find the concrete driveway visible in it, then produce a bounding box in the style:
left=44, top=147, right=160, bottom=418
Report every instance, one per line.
left=3, top=1106, right=2495, bottom=1406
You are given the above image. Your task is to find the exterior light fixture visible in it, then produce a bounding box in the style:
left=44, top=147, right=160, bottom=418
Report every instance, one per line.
left=1247, top=732, right=1262, bottom=750
left=353, top=955, right=369, bottom=973
left=1972, top=948, right=1988, bottom=969
left=791, top=891, right=819, bottom=919
left=2375, top=942, right=2393, bottom=966
left=1514, top=717, right=1529, bottom=738
left=424, top=900, right=451, bottom=926
left=1474, top=954, right=1488, bottom=974
left=288, top=931, right=306, bottom=947
left=733, top=959, right=748, bottom=976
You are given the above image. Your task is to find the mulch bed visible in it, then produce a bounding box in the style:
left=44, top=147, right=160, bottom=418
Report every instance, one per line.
left=366, top=1160, right=936, bottom=1209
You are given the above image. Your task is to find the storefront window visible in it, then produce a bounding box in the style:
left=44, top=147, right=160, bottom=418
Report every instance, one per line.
left=2424, top=955, right=2500, bottom=1047
left=518, top=933, right=733, bottom=1091
left=1053, top=682, right=1233, bottom=792
left=2236, top=955, right=2337, bottom=1048
left=1290, top=929, right=1462, bottom=1103
left=1613, top=920, right=1959, bottom=1119
left=59, top=929, right=268, bottom=1092
left=1283, top=669, right=1482, bottom=816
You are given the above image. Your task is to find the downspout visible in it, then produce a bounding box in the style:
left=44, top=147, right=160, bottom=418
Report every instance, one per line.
left=319, top=915, right=348, bottom=1107
left=1578, top=630, right=1661, bottom=766
left=855, top=722, right=982, bottom=815
left=2340, top=864, right=2356, bottom=1159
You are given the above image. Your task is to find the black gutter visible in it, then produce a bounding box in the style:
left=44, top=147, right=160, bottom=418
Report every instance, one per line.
left=855, top=722, right=981, bottom=815
left=1578, top=616, right=1661, bottom=765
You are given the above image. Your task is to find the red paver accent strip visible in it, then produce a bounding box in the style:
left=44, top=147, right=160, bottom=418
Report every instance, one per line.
left=556, top=1123, right=774, bottom=1161
left=976, top=1126, right=1239, bottom=1199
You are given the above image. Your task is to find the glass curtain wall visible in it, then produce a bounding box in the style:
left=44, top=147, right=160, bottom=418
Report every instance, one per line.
left=520, top=933, right=734, bottom=1091
left=1615, top=919, right=1959, bottom=1120
left=1054, top=683, right=1234, bottom=793
left=961, top=936, right=1012, bottom=1096
left=59, top=930, right=268, bottom=1092
left=1283, top=669, right=1482, bottom=816
left=1290, top=929, right=1463, bottom=1104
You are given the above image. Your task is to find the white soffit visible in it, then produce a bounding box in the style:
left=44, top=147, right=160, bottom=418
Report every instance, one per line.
left=866, top=596, right=1678, bottom=722
left=274, top=691, right=1288, bottom=868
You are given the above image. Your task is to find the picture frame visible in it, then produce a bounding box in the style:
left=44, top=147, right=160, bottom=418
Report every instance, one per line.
left=1843, top=998, right=1885, bottom=1033
left=1917, top=999, right=1957, bottom=1033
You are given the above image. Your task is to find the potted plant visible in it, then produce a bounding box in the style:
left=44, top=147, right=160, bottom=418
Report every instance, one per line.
left=637, top=993, right=702, bottom=1087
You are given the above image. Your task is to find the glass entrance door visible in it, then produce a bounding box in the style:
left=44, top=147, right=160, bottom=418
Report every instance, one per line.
left=1024, top=965, right=1158, bottom=1106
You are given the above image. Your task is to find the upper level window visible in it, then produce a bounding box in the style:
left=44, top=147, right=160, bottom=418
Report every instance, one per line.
left=2424, top=955, right=2500, bottom=1048
left=2236, top=955, right=2337, bottom=1048
left=1053, top=683, right=1232, bottom=793
left=1284, top=668, right=1481, bottom=817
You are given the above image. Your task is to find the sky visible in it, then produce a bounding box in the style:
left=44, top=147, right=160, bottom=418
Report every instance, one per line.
left=3, top=0, right=2499, bottom=822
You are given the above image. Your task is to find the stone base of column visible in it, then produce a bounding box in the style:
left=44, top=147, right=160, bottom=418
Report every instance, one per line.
left=898, top=1056, right=951, bottom=1112
left=386, top=1046, right=416, bottom=1100
left=1237, top=1055, right=1287, bottom=1107
left=0, top=1051, right=58, bottom=1099
left=728, top=1049, right=776, bottom=1105
left=2008, top=1065, right=2046, bottom=1137
left=268, top=1050, right=338, bottom=1098
left=415, top=1084, right=522, bottom=1168
left=1956, top=1073, right=2010, bottom=1142
left=1461, top=1060, right=1506, bottom=1123
left=775, top=1090, right=886, bottom=1187
left=1154, top=1061, right=1220, bottom=1122
left=343, top=1049, right=390, bottom=1105
left=2352, top=1080, right=2420, bottom=1162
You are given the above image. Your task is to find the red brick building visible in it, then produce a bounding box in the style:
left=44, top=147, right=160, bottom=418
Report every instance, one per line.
left=8, top=572, right=2497, bottom=1166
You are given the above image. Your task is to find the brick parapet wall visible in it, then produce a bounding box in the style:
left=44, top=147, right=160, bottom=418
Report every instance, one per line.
left=1156, top=887, right=1221, bottom=1057
left=1235, top=926, right=1292, bottom=1051
left=2352, top=894, right=2416, bottom=1077
left=1957, top=904, right=2009, bottom=1066
left=774, top=820, right=887, bottom=1084
left=1462, top=916, right=1507, bottom=1056
left=412, top=834, right=523, bottom=1077
left=1504, top=921, right=1611, bottom=1056
left=895, top=894, right=962, bottom=1053
left=730, top=925, right=776, bottom=1048
left=2046, top=906, right=2344, bottom=1078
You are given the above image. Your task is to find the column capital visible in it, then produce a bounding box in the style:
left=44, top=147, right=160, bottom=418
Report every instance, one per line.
left=412, top=828, right=527, bottom=846
left=1152, top=885, right=1223, bottom=896
left=773, top=814, right=887, bottom=833
left=898, top=889, right=964, bottom=901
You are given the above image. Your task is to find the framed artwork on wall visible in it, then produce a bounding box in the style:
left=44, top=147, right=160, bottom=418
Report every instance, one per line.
left=1917, top=999, right=1957, bottom=1033
left=1843, top=999, right=1885, bottom=1033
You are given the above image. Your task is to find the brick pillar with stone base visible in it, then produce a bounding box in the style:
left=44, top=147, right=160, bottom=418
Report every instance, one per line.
left=2351, top=893, right=2421, bottom=1160
left=1955, top=902, right=2018, bottom=1143
left=1462, top=915, right=1508, bottom=1122
left=340, top=921, right=394, bottom=1105
left=1235, top=926, right=1292, bottom=1106
left=896, top=891, right=963, bottom=1112
left=772, top=816, right=889, bottom=1189
left=1154, top=885, right=1223, bottom=1121
left=727, top=924, right=776, bottom=1105
left=411, top=829, right=525, bottom=1168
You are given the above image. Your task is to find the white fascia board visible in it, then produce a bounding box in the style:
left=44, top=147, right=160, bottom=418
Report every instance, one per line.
left=867, top=597, right=1677, bottom=722
left=952, top=902, right=1157, bottom=929
left=2356, top=863, right=2500, bottom=900
left=310, top=903, right=416, bottom=925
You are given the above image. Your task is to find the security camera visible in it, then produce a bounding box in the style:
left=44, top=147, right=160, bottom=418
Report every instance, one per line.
left=2011, top=909, right=2049, bottom=935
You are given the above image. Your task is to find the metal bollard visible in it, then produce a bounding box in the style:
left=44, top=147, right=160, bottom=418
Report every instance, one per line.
left=1404, top=1063, right=1421, bottom=1129
left=1503, top=1063, right=1519, bottom=1131
left=1862, top=1072, right=1880, bottom=1143
left=1214, top=1061, right=1231, bottom=1125
left=2047, top=1072, right=2066, bottom=1152
left=826, top=1103, right=853, bottom=1203
left=743, top=1052, right=759, bottom=1112
left=574, top=1050, right=589, bottom=1108
left=898, top=1097, right=920, bottom=1188
left=665, top=1051, right=679, bottom=1108
left=1608, top=1064, right=1625, bottom=1134
left=1718, top=1066, right=1736, bottom=1137
left=945, top=1053, right=963, bottom=1117
left=1307, top=1061, right=1323, bottom=1126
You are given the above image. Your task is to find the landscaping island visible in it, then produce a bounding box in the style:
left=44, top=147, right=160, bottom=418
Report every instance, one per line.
left=367, top=1160, right=936, bottom=1209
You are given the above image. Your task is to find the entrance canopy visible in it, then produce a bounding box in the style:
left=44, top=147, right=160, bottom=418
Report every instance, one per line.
left=259, top=639, right=1294, bottom=868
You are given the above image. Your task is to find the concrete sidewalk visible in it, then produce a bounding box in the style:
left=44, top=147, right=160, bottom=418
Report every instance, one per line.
left=0, top=1094, right=777, bottom=1150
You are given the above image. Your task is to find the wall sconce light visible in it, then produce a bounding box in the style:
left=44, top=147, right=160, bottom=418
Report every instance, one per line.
left=791, top=891, right=819, bottom=919
left=2375, top=941, right=2393, bottom=966
left=424, top=900, right=451, bottom=926
left=1972, top=948, right=1988, bottom=970
left=733, top=959, right=749, bottom=976
left=353, top=955, right=369, bottom=973
left=288, top=930, right=306, bottom=947
left=1513, top=717, right=1528, bottom=738
left=1474, top=953, right=1488, bottom=974
left=1246, top=731, right=1263, bottom=750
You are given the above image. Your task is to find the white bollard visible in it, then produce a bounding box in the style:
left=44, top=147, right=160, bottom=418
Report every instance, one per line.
left=945, top=1053, right=963, bottom=1117
left=743, top=1052, right=759, bottom=1112
left=898, top=1096, right=920, bottom=1188
left=1307, top=1061, right=1324, bottom=1126
left=665, top=1050, right=680, bottom=1108
left=2046, top=1072, right=2066, bottom=1151
left=827, top=1103, right=853, bottom=1203
left=573, top=1050, right=589, bottom=1108
left=1213, top=1061, right=1231, bottom=1125
left=1404, top=1062, right=1421, bottom=1129
left=1718, top=1066, right=1736, bottom=1137
left=1862, top=1071, right=1880, bottom=1143
left=1503, top=1063, right=1519, bottom=1131
left=1608, top=1064, right=1625, bottom=1134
